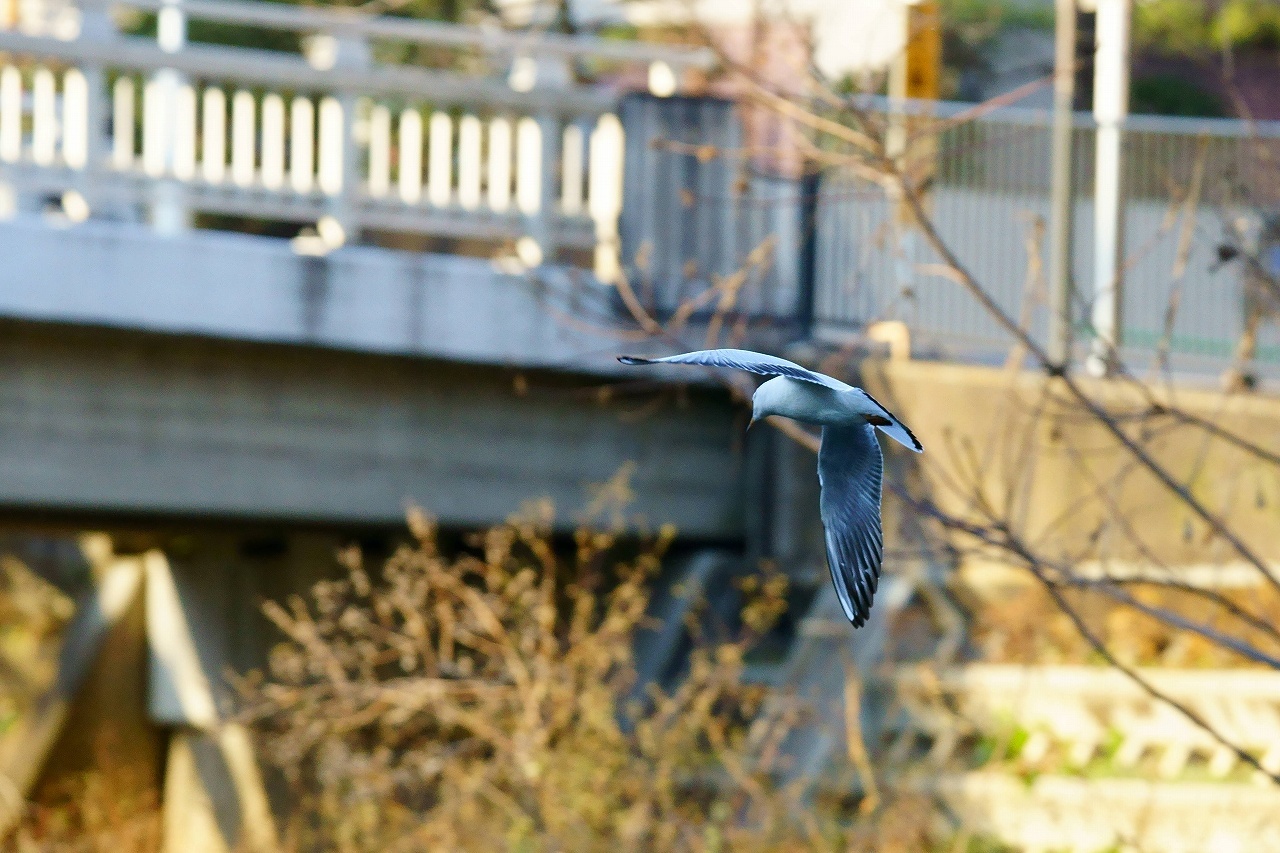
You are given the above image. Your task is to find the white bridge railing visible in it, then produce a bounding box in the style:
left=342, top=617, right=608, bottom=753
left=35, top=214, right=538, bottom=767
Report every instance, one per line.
left=885, top=664, right=1280, bottom=852
left=888, top=664, right=1280, bottom=780
left=0, top=0, right=711, bottom=272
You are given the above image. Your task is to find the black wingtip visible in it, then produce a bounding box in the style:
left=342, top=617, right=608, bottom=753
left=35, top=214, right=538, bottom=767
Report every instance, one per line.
left=617, top=355, right=654, bottom=365
left=900, top=419, right=924, bottom=453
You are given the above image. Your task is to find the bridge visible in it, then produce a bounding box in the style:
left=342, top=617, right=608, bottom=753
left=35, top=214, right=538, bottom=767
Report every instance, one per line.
left=0, top=0, right=748, bottom=536
left=0, top=5, right=772, bottom=845
left=4, top=1, right=1280, bottom=851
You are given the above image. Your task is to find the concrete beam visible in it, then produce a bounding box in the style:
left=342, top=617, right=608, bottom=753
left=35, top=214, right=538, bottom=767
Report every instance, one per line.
left=0, top=219, right=626, bottom=376
left=0, top=322, right=743, bottom=535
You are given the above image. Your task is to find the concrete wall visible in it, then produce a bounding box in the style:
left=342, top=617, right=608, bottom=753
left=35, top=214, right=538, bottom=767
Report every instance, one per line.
left=863, top=359, right=1280, bottom=571
left=0, top=322, right=745, bottom=535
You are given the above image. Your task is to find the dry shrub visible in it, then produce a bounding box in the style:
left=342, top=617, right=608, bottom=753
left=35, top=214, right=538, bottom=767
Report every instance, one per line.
left=240, top=501, right=857, bottom=852
left=969, top=581, right=1280, bottom=668
left=4, top=766, right=162, bottom=853
left=0, top=556, right=74, bottom=737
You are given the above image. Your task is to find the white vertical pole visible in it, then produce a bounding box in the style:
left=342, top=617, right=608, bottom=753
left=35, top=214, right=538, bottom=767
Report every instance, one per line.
left=588, top=113, right=624, bottom=283
left=317, top=96, right=343, bottom=197
left=172, top=83, right=197, bottom=180
left=1088, top=0, right=1130, bottom=376
left=230, top=90, right=255, bottom=187
left=112, top=77, right=136, bottom=170
left=157, top=0, right=185, bottom=54
left=289, top=96, right=315, bottom=193
left=62, top=69, right=88, bottom=169
left=457, top=114, right=481, bottom=211
left=31, top=67, right=56, bottom=165
left=560, top=122, right=584, bottom=217
left=515, top=116, right=541, bottom=216
left=367, top=104, right=390, bottom=198
left=260, top=93, right=285, bottom=190
left=398, top=108, right=422, bottom=204
left=427, top=111, right=452, bottom=208
left=1047, top=0, right=1077, bottom=368
left=151, top=0, right=188, bottom=233
left=201, top=87, right=226, bottom=184
left=0, top=67, right=21, bottom=163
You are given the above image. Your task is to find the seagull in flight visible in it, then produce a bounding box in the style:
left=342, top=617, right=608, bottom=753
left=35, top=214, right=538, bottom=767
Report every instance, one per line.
left=618, top=348, right=922, bottom=628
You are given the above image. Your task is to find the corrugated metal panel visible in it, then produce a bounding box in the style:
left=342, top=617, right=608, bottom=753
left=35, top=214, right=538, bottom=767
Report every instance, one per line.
left=618, top=93, right=800, bottom=322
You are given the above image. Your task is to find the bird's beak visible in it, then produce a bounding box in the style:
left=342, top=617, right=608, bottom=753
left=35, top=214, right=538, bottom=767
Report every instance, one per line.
left=747, top=415, right=759, bottom=432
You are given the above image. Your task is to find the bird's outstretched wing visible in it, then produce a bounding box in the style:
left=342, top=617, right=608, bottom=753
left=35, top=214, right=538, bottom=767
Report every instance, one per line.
left=619, top=349, right=922, bottom=452
left=818, top=424, right=884, bottom=627
left=618, top=349, right=853, bottom=391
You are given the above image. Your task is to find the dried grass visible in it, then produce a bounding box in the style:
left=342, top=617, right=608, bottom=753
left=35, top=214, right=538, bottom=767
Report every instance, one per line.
left=238, top=501, right=853, bottom=851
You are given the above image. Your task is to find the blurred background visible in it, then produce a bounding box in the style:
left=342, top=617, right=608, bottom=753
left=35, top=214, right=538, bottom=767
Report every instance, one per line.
left=2, top=0, right=1280, bottom=850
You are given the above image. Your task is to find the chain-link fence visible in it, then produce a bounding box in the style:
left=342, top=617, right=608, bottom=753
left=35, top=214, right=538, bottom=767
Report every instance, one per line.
left=815, top=102, right=1280, bottom=381
left=620, top=93, right=1280, bottom=382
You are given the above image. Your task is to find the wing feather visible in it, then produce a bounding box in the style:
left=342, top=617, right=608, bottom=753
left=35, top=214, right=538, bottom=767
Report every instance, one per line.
left=618, top=349, right=853, bottom=391
left=818, top=424, right=885, bottom=627
left=855, top=389, right=923, bottom=452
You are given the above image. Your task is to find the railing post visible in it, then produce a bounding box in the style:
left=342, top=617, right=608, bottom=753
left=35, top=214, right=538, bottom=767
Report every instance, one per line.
left=588, top=112, right=624, bottom=284
left=78, top=7, right=113, bottom=212
left=531, top=110, right=560, bottom=265
left=1087, top=0, right=1129, bottom=377
left=509, top=54, right=568, bottom=267
left=149, top=0, right=189, bottom=234
left=306, top=29, right=369, bottom=247
left=795, top=167, right=821, bottom=339
left=1047, top=0, right=1078, bottom=369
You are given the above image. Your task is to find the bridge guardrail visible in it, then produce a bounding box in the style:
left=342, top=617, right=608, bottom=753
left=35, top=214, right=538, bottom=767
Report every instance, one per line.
left=886, top=663, right=1280, bottom=781
left=0, top=0, right=712, bottom=274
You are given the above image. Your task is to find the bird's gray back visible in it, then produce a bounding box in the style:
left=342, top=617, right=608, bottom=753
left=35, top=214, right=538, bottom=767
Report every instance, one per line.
left=755, top=377, right=878, bottom=427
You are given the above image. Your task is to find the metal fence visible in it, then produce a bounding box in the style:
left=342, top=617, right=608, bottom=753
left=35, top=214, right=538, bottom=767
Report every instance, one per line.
left=814, top=101, right=1280, bottom=381
left=619, top=94, right=805, bottom=322
left=6, top=2, right=1280, bottom=384
left=621, top=94, right=1280, bottom=382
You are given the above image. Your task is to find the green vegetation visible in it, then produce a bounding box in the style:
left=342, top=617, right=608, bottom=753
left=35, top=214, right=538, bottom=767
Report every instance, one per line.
left=1137, top=0, right=1280, bottom=53
left=1213, top=0, right=1280, bottom=49
left=940, top=0, right=1054, bottom=35
left=1130, top=73, right=1227, bottom=117
left=1133, top=0, right=1214, bottom=54
left=120, top=0, right=508, bottom=52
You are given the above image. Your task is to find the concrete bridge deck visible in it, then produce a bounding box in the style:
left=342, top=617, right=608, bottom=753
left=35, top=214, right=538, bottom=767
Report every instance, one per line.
left=0, top=217, right=746, bottom=537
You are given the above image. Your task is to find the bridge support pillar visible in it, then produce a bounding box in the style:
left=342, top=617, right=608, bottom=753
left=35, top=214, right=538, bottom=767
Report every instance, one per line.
left=161, top=726, right=279, bottom=853
left=145, top=550, right=280, bottom=853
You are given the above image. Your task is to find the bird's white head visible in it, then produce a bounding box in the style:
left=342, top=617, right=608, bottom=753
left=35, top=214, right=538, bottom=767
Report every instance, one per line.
left=749, top=377, right=791, bottom=428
